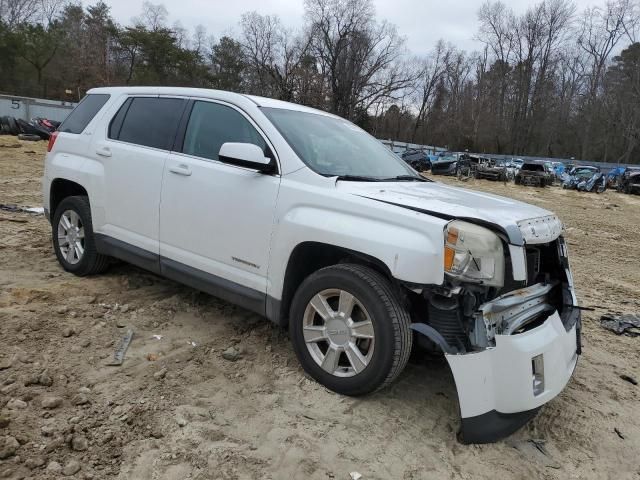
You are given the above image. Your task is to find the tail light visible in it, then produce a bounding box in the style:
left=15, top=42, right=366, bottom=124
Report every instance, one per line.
left=47, top=131, right=59, bottom=152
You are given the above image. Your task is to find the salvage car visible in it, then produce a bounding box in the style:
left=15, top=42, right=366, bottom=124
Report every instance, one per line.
left=618, top=167, right=640, bottom=194
left=474, top=157, right=508, bottom=181
left=400, top=148, right=431, bottom=172
left=561, top=166, right=600, bottom=190
left=515, top=161, right=554, bottom=187
left=431, top=152, right=463, bottom=175
left=43, top=87, right=581, bottom=443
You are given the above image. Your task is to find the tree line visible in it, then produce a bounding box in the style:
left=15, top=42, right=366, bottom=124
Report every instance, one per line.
left=1, top=0, right=639, bottom=162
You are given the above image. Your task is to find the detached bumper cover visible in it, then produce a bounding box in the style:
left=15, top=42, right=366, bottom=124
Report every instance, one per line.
left=446, top=310, right=580, bottom=443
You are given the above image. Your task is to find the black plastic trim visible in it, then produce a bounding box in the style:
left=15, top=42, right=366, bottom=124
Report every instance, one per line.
left=218, top=154, right=277, bottom=174
left=94, top=234, right=271, bottom=318
left=160, top=257, right=266, bottom=316
left=459, top=407, right=541, bottom=444
left=410, top=323, right=458, bottom=354
left=94, top=234, right=160, bottom=274
left=172, top=99, right=194, bottom=152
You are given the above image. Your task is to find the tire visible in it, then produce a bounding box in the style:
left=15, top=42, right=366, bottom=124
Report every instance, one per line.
left=7, top=117, right=19, bottom=135
left=18, top=133, right=41, bottom=141
left=52, top=196, right=110, bottom=276
left=0, top=116, right=10, bottom=134
left=290, top=264, right=412, bottom=396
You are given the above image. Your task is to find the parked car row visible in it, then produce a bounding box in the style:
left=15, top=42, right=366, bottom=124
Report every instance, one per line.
left=413, top=149, right=638, bottom=195
left=0, top=115, right=58, bottom=141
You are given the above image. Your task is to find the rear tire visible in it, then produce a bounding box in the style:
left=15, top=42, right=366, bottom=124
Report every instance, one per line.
left=7, top=117, right=19, bottom=135
left=18, top=133, right=40, bottom=141
left=290, top=264, right=412, bottom=396
left=52, top=196, right=110, bottom=276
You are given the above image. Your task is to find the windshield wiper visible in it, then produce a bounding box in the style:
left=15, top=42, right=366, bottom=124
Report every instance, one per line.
left=380, top=175, right=429, bottom=182
left=334, top=174, right=430, bottom=183
left=334, top=175, right=382, bottom=182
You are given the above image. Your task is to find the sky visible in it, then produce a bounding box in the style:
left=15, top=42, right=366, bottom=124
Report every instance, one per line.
left=102, top=0, right=602, bottom=55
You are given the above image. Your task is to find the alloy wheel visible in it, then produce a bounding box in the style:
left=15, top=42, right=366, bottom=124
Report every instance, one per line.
left=302, top=288, right=375, bottom=377
left=57, top=209, right=85, bottom=265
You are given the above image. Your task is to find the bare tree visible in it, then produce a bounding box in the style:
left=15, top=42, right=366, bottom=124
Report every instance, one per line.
left=305, top=0, right=413, bottom=119
left=577, top=0, right=635, bottom=157
left=134, top=1, right=167, bottom=31
left=0, top=0, right=40, bottom=27
left=240, top=11, right=311, bottom=101
left=477, top=1, right=516, bottom=148
left=411, top=40, right=451, bottom=141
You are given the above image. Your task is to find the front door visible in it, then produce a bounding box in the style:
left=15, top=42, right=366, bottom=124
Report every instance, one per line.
left=159, top=100, right=280, bottom=302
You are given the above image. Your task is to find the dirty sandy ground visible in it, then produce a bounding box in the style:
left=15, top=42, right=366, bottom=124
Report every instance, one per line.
left=0, top=135, right=638, bottom=480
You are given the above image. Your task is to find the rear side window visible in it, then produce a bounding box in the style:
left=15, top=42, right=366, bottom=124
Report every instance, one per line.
left=182, top=101, right=268, bottom=161
left=109, top=97, right=185, bottom=150
left=59, top=94, right=110, bottom=134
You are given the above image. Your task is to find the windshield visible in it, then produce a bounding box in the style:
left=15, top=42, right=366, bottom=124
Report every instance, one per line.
left=521, top=163, right=544, bottom=172
left=437, top=154, right=457, bottom=162
left=262, top=108, right=416, bottom=179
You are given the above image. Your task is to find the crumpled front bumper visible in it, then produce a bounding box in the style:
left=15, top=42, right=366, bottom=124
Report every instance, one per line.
left=446, top=309, right=580, bottom=443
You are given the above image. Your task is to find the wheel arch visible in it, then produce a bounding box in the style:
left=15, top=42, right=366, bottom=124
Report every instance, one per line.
left=269, top=241, right=395, bottom=328
left=50, top=178, right=89, bottom=218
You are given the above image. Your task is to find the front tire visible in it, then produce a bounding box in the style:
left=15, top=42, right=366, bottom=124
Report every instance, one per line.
left=290, top=264, right=412, bottom=396
left=52, top=196, right=110, bottom=276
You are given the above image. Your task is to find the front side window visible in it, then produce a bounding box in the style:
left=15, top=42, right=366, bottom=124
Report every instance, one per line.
left=109, top=97, right=185, bottom=150
left=182, top=101, right=267, bottom=161
left=59, top=94, right=110, bottom=134
left=263, top=107, right=417, bottom=179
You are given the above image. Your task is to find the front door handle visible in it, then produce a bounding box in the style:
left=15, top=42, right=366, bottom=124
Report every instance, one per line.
left=96, top=146, right=111, bottom=157
left=169, top=164, right=192, bottom=176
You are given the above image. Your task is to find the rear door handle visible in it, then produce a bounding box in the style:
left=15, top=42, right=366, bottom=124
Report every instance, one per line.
left=169, top=164, right=192, bottom=176
left=96, top=146, right=111, bottom=157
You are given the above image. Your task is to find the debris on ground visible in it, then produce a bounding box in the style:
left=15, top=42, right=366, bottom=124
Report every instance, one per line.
left=619, top=374, right=638, bottom=386
left=222, top=346, right=242, bottom=361
left=0, top=204, right=44, bottom=214
left=106, top=329, right=134, bottom=366
left=600, top=313, right=640, bottom=336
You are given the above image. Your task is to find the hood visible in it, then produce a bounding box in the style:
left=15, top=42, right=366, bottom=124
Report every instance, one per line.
left=338, top=180, right=561, bottom=245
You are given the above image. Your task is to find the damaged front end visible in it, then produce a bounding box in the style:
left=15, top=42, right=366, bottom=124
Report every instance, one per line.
left=410, top=217, right=581, bottom=443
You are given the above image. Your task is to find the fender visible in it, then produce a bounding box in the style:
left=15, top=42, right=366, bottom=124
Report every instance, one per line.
left=267, top=178, right=449, bottom=300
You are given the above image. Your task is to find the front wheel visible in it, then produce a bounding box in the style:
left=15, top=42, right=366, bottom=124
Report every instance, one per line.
left=52, top=196, right=110, bottom=276
left=290, top=264, right=412, bottom=396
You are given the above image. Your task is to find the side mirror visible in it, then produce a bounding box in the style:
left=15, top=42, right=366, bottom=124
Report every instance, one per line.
left=218, top=142, right=275, bottom=173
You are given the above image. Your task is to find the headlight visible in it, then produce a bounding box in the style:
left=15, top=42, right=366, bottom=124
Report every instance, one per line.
left=444, top=220, right=505, bottom=287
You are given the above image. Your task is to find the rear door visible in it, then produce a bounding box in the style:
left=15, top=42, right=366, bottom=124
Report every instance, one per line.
left=159, top=99, right=280, bottom=302
left=92, top=96, right=186, bottom=256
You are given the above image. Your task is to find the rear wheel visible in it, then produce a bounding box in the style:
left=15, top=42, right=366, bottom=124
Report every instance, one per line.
left=52, top=196, right=110, bottom=276
left=290, top=264, right=412, bottom=396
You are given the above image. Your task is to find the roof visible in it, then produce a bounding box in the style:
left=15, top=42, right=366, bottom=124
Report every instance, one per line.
left=87, top=86, right=336, bottom=118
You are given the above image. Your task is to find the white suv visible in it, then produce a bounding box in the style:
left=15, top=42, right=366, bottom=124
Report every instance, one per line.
left=43, top=87, right=581, bottom=443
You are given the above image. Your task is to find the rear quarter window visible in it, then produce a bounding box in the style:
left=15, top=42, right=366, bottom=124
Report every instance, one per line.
left=58, top=94, right=110, bottom=134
